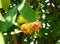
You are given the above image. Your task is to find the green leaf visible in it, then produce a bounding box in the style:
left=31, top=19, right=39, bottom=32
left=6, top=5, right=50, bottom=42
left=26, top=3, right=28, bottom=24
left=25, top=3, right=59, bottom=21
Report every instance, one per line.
left=56, top=42, right=60, bottom=44
left=0, top=13, right=5, bottom=22
left=0, top=0, right=2, bottom=8
left=55, top=39, right=60, bottom=44
left=0, top=0, right=10, bottom=11
left=0, top=32, right=5, bottom=44
left=18, top=0, right=40, bottom=22
left=0, top=6, right=18, bottom=32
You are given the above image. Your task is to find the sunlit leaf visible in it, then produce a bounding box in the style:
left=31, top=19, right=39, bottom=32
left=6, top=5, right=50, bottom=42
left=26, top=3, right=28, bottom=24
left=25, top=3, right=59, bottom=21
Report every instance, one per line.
left=0, top=0, right=10, bottom=12
left=0, top=0, right=2, bottom=8
left=0, top=32, right=5, bottom=44
left=0, top=6, right=18, bottom=32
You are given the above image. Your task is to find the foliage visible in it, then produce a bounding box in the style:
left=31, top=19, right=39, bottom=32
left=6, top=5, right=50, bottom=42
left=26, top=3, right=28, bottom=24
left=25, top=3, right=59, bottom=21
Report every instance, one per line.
left=0, top=0, right=60, bottom=44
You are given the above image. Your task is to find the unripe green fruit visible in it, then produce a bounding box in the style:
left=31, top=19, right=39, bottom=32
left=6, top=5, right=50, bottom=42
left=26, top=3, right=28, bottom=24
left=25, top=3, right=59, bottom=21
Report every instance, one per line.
left=17, top=15, right=27, bottom=24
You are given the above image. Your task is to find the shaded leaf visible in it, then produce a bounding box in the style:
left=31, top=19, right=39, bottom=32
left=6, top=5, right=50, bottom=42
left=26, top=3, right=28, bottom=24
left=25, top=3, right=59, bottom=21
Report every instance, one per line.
left=18, top=0, right=40, bottom=22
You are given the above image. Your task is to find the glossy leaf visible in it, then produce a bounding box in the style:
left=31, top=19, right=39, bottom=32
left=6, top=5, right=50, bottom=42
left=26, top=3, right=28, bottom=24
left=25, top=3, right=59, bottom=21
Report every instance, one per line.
left=0, top=6, right=18, bottom=32
left=0, top=0, right=10, bottom=11
left=18, top=0, right=40, bottom=22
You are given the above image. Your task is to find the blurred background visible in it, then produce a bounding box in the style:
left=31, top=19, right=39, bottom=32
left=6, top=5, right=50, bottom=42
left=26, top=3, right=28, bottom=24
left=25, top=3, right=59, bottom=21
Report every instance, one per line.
left=0, top=0, right=60, bottom=44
